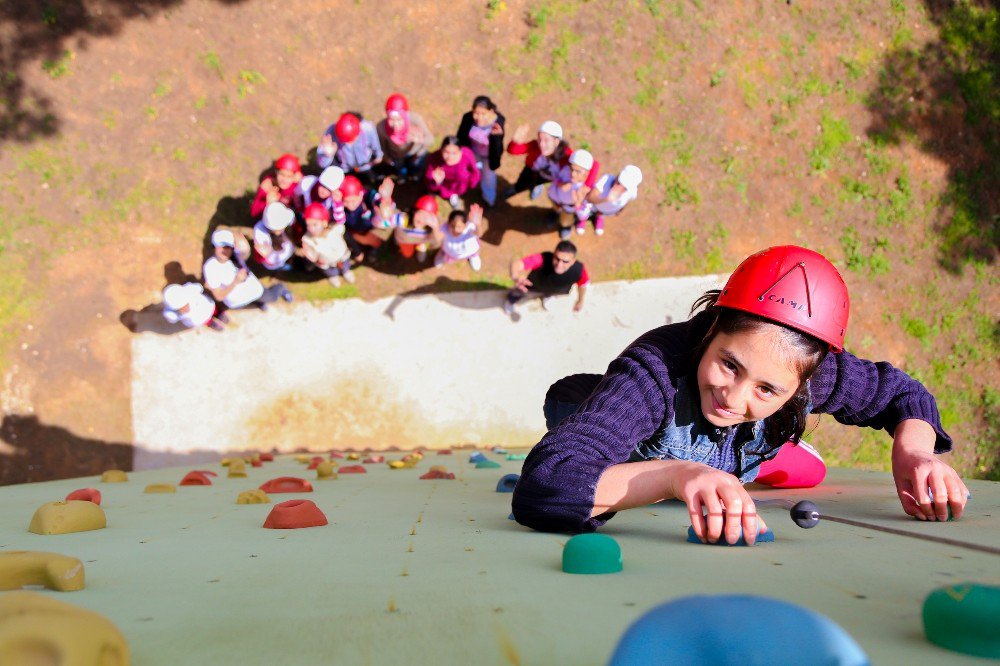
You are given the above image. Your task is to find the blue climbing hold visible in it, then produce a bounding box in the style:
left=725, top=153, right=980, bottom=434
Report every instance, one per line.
left=496, top=474, right=519, bottom=493
left=609, top=595, right=869, bottom=665
left=468, top=452, right=486, bottom=463
left=686, top=525, right=774, bottom=546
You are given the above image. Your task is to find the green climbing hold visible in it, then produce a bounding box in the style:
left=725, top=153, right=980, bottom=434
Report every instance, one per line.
left=506, top=453, right=528, bottom=461
left=923, top=582, right=1000, bottom=659
left=475, top=459, right=502, bottom=469
left=562, top=533, right=622, bottom=575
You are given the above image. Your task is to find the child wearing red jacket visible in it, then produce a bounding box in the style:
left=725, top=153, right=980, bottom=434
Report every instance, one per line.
left=250, top=153, right=302, bottom=221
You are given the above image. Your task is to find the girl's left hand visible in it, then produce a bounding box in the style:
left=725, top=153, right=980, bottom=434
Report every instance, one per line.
left=490, top=122, right=503, bottom=135
left=468, top=203, right=483, bottom=224
left=892, top=449, right=969, bottom=521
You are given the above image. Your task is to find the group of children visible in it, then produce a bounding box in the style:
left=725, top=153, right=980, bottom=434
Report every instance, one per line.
left=160, top=93, right=643, bottom=330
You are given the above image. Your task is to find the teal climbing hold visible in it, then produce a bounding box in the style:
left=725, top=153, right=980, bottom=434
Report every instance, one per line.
left=475, top=459, right=501, bottom=469
left=562, top=533, right=622, bottom=575
left=923, top=583, right=1000, bottom=659
left=506, top=453, right=528, bottom=461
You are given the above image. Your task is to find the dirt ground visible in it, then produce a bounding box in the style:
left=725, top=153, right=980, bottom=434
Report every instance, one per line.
left=0, top=0, right=995, bottom=484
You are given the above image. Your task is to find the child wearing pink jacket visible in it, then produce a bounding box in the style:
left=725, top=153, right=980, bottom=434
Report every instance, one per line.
left=425, top=136, right=480, bottom=209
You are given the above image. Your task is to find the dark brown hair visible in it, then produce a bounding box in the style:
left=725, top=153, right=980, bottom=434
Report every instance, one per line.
left=690, top=290, right=829, bottom=448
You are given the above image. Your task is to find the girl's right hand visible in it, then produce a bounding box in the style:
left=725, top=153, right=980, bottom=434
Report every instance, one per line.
left=667, top=461, right=767, bottom=545
left=320, top=133, right=335, bottom=155
left=512, top=123, right=530, bottom=144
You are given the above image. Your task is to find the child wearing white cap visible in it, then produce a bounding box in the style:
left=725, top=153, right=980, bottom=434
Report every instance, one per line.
left=253, top=202, right=297, bottom=272
left=294, top=166, right=347, bottom=226
left=162, top=283, right=226, bottom=331
left=584, top=165, right=643, bottom=236
left=504, top=120, right=600, bottom=201
left=548, top=149, right=596, bottom=240
left=204, top=229, right=291, bottom=311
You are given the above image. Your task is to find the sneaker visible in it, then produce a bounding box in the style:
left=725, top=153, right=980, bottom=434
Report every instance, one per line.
left=257, top=301, right=269, bottom=312
left=594, top=215, right=605, bottom=236
left=502, top=300, right=515, bottom=316
left=208, top=320, right=225, bottom=331
left=559, top=227, right=572, bottom=240
left=216, top=311, right=230, bottom=324
left=468, top=255, right=482, bottom=272
left=530, top=184, right=545, bottom=200
left=575, top=222, right=586, bottom=236
left=281, top=289, right=294, bottom=303
left=449, top=194, right=462, bottom=209
left=541, top=296, right=553, bottom=310
left=342, top=270, right=356, bottom=284
left=327, top=275, right=342, bottom=287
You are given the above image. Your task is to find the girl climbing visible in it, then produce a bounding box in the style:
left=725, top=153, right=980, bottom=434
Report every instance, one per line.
left=512, top=246, right=969, bottom=545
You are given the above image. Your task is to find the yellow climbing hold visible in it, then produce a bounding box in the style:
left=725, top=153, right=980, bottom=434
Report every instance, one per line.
left=100, top=469, right=127, bottom=483
left=28, top=501, right=106, bottom=536
left=0, top=551, right=85, bottom=592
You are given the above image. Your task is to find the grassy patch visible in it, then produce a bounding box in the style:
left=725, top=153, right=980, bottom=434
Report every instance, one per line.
left=236, top=70, right=266, bottom=98
left=41, top=49, right=74, bottom=79
left=808, top=111, right=852, bottom=173
left=660, top=171, right=699, bottom=208
left=839, top=226, right=890, bottom=276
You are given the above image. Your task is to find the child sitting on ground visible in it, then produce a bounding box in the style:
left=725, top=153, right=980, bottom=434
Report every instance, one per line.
left=381, top=194, right=442, bottom=264
left=512, top=246, right=969, bottom=545
left=162, top=282, right=227, bottom=331
left=250, top=153, right=302, bottom=221
left=297, top=203, right=355, bottom=287
left=203, top=229, right=291, bottom=312
left=584, top=165, right=643, bottom=236
left=425, top=136, right=480, bottom=210
left=503, top=240, right=590, bottom=315
left=548, top=149, right=596, bottom=240
left=435, top=204, right=488, bottom=272
left=456, top=96, right=506, bottom=207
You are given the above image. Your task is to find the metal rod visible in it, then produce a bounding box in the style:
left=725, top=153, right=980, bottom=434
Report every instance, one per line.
left=817, top=513, right=1000, bottom=557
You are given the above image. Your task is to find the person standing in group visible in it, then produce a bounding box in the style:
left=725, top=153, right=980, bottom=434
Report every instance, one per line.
left=503, top=240, right=590, bottom=316
left=434, top=204, right=488, bottom=272
left=253, top=202, right=298, bottom=273
left=456, top=95, right=506, bottom=208
left=585, top=165, right=643, bottom=236
left=203, top=229, right=291, bottom=311
left=425, top=136, right=481, bottom=210
left=297, top=203, right=355, bottom=287
left=161, top=282, right=228, bottom=331
left=340, top=175, right=395, bottom=264
left=548, top=149, right=597, bottom=240
left=250, top=153, right=302, bottom=221
left=376, top=93, right=434, bottom=182
left=503, top=121, right=599, bottom=201
left=317, top=112, right=383, bottom=187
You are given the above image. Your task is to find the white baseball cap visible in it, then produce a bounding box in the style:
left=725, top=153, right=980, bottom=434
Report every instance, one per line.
left=618, top=165, right=643, bottom=192
left=263, top=202, right=294, bottom=231
left=318, top=166, right=345, bottom=191
left=211, top=229, right=235, bottom=248
left=569, top=149, right=594, bottom=171
left=162, top=284, right=189, bottom=310
left=538, top=120, right=563, bottom=140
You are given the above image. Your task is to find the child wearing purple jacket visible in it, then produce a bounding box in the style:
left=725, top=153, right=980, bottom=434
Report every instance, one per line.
left=512, top=246, right=968, bottom=545
left=425, top=135, right=480, bottom=209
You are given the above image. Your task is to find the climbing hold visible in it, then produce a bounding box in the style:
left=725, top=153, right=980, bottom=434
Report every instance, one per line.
left=686, top=525, right=774, bottom=546
left=437, top=449, right=453, bottom=455
left=329, top=451, right=345, bottom=459
left=263, top=499, right=328, bottom=529
left=562, top=533, right=622, bottom=574
left=306, top=456, right=325, bottom=470
left=469, top=452, right=486, bottom=463
left=0, top=592, right=129, bottom=664
left=259, top=453, right=275, bottom=462
left=363, top=455, right=385, bottom=464
left=249, top=455, right=263, bottom=467
left=338, top=465, right=367, bottom=474
left=64, top=488, right=101, bottom=505
left=475, top=459, right=501, bottom=469
left=316, top=461, right=337, bottom=480
left=608, top=595, right=868, bottom=665
left=236, top=489, right=270, bottom=505
left=144, top=483, right=176, bottom=494
left=506, top=453, right=528, bottom=461
left=294, top=455, right=311, bottom=464
left=492, top=446, right=508, bottom=454
left=220, top=458, right=233, bottom=466
left=0, top=551, right=85, bottom=591
left=100, top=470, right=127, bottom=483
left=227, top=459, right=248, bottom=478
left=193, top=470, right=218, bottom=477
left=420, top=469, right=456, bottom=480
left=28, top=502, right=106, bottom=536
left=923, top=583, right=1000, bottom=659
left=259, top=477, right=313, bottom=493
left=496, top=474, right=519, bottom=493
left=388, top=460, right=407, bottom=469
left=346, top=453, right=360, bottom=461
left=179, top=471, right=212, bottom=486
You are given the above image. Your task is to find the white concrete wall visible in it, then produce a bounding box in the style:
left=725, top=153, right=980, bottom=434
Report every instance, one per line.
left=131, top=276, right=723, bottom=458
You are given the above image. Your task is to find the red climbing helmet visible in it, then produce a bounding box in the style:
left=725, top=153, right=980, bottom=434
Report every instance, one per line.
left=414, top=195, right=438, bottom=215
left=385, top=93, right=409, bottom=114
left=716, top=245, right=850, bottom=352
left=303, top=202, right=329, bottom=222
left=339, top=175, right=364, bottom=198
left=274, top=153, right=301, bottom=173
left=335, top=113, right=362, bottom=143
